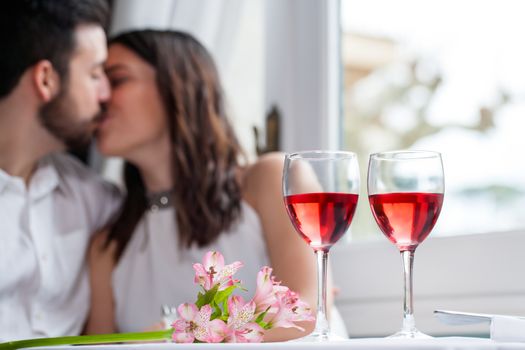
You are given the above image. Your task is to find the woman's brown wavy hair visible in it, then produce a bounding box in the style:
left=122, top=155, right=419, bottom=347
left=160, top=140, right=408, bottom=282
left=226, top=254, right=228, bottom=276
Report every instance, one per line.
left=106, top=30, right=245, bottom=260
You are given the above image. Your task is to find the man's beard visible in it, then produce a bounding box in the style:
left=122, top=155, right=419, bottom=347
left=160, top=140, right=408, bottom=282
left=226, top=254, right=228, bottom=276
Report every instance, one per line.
left=39, top=90, right=102, bottom=151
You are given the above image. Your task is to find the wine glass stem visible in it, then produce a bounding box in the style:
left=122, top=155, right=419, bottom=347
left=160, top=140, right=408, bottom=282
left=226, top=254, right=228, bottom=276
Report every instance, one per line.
left=401, top=250, right=416, bottom=333
left=313, top=249, right=330, bottom=337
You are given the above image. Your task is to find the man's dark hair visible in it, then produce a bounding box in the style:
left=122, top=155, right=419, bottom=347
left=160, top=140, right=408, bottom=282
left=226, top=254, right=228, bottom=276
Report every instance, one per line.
left=0, top=0, right=110, bottom=99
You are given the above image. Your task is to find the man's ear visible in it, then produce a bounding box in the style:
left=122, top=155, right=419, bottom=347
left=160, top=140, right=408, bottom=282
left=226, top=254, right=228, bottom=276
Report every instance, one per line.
left=32, top=60, right=61, bottom=102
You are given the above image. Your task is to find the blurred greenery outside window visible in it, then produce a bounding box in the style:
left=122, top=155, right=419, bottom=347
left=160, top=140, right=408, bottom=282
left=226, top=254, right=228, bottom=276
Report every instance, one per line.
left=341, top=0, right=525, bottom=240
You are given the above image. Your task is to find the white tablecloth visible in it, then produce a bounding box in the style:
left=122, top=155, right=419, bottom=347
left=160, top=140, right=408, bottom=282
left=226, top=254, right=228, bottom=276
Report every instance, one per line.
left=23, top=337, right=525, bottom=350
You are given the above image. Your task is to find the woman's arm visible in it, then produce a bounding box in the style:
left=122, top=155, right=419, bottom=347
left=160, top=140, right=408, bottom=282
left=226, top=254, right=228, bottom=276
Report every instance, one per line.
left=84, top=231, right=118, bottom=334
left=243, top=152, right=334, bottom=341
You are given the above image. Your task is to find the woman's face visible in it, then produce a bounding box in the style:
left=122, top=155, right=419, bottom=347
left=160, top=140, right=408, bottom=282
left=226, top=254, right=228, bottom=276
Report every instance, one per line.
left=97, top=43, right=169, bottom=159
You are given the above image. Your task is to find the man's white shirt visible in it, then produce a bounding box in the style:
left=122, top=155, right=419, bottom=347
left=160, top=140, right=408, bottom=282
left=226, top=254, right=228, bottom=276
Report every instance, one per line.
left=0, top=153, right=121, bottom=341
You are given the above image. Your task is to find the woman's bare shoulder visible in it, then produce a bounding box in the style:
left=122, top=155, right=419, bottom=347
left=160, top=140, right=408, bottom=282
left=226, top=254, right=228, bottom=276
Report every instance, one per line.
left=243, top=152, right=285, bottom=183
left=241, top=152, right=285, bottom=207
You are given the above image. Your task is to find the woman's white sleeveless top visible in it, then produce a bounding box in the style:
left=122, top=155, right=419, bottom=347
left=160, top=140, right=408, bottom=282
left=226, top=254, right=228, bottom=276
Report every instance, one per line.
left=112, top=202, right=269, bottom=332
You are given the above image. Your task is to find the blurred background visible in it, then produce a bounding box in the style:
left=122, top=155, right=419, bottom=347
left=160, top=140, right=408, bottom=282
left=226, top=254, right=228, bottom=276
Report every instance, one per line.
left=341, top=0, right=525, bottom=240
left=99, top=0, right=525, bottom=338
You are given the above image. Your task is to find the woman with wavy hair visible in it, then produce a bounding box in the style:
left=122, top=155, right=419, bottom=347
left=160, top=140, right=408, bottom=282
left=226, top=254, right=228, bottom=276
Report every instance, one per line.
left=85, top=29, right=339, bottom=341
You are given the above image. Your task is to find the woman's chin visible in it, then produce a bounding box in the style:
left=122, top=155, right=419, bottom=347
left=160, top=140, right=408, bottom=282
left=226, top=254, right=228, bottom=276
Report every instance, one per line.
left=95, top=139, right=123, bottom=158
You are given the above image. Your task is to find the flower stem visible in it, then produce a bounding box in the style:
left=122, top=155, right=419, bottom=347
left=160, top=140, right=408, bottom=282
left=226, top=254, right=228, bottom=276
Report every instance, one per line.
left=0, top=330, right=172, bottom=350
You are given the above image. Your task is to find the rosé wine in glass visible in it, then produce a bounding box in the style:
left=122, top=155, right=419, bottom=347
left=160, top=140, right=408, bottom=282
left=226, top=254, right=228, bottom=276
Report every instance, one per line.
left=283, top=151, right=359, bottom=342
left=285, top=192, right=359, bottom=251
left=369, top=192, right=443, bottom=252
left=368, top=151, right=444, bottom=339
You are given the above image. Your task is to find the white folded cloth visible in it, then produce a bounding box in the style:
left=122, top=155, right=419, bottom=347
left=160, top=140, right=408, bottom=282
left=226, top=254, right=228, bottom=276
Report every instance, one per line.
left=491, top=315, right=525, bottom=342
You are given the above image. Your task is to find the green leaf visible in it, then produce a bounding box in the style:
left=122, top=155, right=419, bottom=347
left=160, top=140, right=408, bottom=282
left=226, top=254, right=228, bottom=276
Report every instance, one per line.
left=254, top=305, right=271, bottom=324
left=0, top=330, right=172, bottom=350
left=195, top=284, right=219, bottom=308
left=210, top=300, right=223, bottom=320
left=213, top=297, right=229, bottom=322
left=257, top=321, right=271, bottom=330
left=214, top=285, right=237, bottom=304
left=222, top=297, right=229, bottom=316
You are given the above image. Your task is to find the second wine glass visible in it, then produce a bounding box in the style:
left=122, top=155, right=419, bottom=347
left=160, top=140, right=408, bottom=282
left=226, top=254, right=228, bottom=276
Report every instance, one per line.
left=283, top=151, right=360, bottom=341
left=368, top=150, right=444, bottom=338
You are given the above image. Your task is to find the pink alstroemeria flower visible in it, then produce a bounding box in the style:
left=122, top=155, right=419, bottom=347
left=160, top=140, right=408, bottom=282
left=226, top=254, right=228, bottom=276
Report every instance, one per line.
left=252, top=266, right=287, bottom=313
left=265, top=289, right=314, bottom=332
left=193, top=251, right=243, bottom=290
left=225, top=296, right=265, bottom=343
left=171, top=303, right=228, bottom=343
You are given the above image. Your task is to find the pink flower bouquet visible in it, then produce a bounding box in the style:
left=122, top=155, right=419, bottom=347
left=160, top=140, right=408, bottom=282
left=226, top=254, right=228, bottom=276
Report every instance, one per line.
left=172, top=251, right=314, bottom=343
left=0, top=251, right=313, bottom=349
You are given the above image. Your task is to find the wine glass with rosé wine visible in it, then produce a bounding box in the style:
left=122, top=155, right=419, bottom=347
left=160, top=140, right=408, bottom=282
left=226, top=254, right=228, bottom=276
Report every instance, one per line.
left=283, top=151, right=360, bottom=341
left=368, top=150, right=444, bottom=339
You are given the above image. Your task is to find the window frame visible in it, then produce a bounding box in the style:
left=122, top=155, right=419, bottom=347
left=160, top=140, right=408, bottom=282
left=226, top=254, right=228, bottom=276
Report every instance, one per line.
left=265, top=0, right=341, bottom=153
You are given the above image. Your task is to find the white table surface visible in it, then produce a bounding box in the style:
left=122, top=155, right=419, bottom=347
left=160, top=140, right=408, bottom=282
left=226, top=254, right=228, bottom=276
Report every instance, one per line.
left=23, top=337, right=525, bottom=350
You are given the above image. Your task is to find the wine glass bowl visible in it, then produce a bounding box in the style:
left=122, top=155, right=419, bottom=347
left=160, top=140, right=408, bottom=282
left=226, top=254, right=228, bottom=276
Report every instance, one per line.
left=285, top=192, right=359, bottom=251
left=368, top=191, right=443, bottom=252
left=368, top=150, right=444, bottom=338
left=283, top=151, right=360, bottom=341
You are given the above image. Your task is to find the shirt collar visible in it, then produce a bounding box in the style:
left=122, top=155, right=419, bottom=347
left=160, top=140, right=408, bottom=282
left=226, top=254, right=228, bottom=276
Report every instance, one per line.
left=29, top=155, right=62, bottom=200
left=0, top=154, right=64, bottom=198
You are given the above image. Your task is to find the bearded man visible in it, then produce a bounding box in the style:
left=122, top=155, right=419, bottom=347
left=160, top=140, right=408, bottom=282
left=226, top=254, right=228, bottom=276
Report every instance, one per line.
left=0, top=0, right=121, bottom=341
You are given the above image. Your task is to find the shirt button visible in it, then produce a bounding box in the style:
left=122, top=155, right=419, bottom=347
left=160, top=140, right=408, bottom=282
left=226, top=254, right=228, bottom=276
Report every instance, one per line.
left=41, top=254, right=47, bottom=262
left=34, top=312, right=42, bottom=320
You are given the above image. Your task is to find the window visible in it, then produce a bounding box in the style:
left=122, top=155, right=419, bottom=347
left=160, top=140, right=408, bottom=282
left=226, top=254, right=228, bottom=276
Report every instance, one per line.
left=341, top=0, right=525, bottom=239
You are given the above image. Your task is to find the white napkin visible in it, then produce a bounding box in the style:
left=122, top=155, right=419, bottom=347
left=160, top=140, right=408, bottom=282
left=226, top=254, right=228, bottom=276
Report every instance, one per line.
left=491, top=315, right=525, bottom=342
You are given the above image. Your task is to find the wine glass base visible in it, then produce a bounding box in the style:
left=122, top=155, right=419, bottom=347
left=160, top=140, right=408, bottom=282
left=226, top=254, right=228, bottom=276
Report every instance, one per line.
left=289, top=332, right=349, bottom=342
left=387, top=329, right=433, bottom=339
